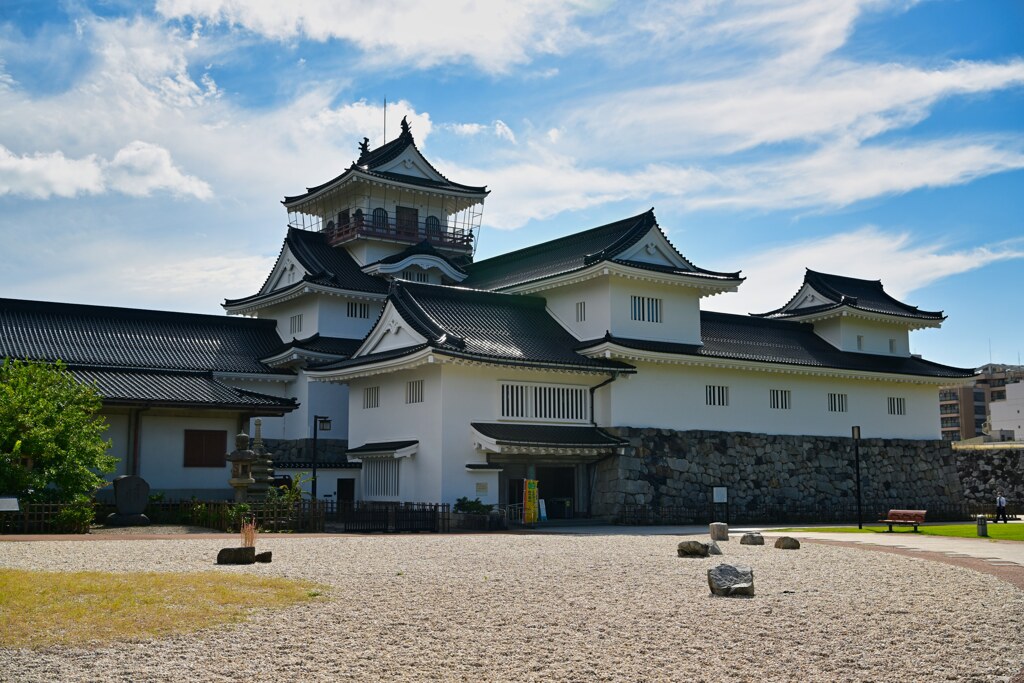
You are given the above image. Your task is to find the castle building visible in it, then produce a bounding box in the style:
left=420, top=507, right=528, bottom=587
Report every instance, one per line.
left=0, top=119, right=976, bottom=505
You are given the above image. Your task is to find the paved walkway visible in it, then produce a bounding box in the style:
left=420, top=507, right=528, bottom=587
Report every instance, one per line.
left=530, top=522, right=1024, bottom=567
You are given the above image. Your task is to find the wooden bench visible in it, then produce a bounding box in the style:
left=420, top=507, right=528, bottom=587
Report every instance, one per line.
left=878, top=509, right=927, bottom=532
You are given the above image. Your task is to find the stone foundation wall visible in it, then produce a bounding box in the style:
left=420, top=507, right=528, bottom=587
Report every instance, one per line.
left=262, top=438, right=348, bottom=466
left=594, top=428, right=1024, bottom=518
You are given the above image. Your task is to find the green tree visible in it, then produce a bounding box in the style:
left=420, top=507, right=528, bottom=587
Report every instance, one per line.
left=0, top=359, right=116, bottom=502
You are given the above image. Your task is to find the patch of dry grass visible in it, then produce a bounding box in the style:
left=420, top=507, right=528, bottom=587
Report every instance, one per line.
left=0, top=569, right=324, bottom=649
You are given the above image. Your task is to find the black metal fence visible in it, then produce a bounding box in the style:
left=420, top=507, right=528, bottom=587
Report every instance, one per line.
left=616, top=501, right=1021, bottom=526
left=321, top=501, right=450, bottom=533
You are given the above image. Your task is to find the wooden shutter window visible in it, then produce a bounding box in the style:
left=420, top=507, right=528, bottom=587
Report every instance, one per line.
left=183, top=430, right=228, bottom=468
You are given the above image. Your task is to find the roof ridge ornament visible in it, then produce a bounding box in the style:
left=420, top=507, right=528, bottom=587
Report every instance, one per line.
left=359, top=137, right=370, bottom=157
left=400, top=116, right=411, bottom=137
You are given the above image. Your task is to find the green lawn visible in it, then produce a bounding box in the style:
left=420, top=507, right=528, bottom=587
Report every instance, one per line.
left=778, top=523, right=1024, bottom=541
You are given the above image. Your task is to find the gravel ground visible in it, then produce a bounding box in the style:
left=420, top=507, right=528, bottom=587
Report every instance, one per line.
left=1, top=534, right=1022, bottom=683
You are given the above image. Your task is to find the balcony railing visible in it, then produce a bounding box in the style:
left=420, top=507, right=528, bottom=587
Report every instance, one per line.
left=322, top=215, right=473, bottom=252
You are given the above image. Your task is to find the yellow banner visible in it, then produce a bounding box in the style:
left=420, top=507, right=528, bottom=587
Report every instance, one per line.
left=524, top=479, right=539, bottom=524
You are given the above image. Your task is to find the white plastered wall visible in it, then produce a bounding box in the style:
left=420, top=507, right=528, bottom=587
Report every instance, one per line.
left=608, top=278, right=702, bottom=344
left=100, top=411, right=131, bottom=478
left=811, top=317, right=911, bottom=356
left=990, top=382, right=1024, bottom=439
left=607, top=361, right=941, bottom=439
left=137, top=414, right=238, bottom=494
left=543, top=279, right=612, bottom=342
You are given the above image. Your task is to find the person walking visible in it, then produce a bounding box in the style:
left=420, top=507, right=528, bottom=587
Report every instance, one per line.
left=995, top=492, right=1008, bottom=523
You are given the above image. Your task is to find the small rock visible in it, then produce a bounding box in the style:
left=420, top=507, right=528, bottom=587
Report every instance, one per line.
left=774, top=536, right=800, bottom=550
left=217, top=547, right=256, bottom=565
left=677, top=540, right=710, bottom=558
left=709, top=522, right=729, bottom=541
left=739, top=532, right=764, bottom=546
left=255, top=551, right=273, bottom=563
left=708, top=563, right=755, bottom=597
left=708, top=539, right=723, bottom=556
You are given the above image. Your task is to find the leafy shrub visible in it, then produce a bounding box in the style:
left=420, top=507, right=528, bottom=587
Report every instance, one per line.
left=454, top=497, right=493, bottom=514
left=54, top=499, right=96, bottom=533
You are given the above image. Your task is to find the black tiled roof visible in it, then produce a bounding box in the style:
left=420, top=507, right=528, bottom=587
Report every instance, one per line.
left=283, top=123, right=486, bottom=205
left=371, top=240, right=467, bottom=273
left=463, top=209, right=740, bottom=291
left=72, top=368, right=296, bottom=411
left=755, top=269, right=944, bottom=320
left=225, top=228, right=387, bottom=307
left=0, top=298, right=290, bottom=375
left=346, top=440, right=419, bottom=454
left=269, top=334, right=363, bottom=359
left=471, top=423, right=627, bottom=448
left=577, top=311, right=976, bottom=379
left=390, top=282, right=632, bottom=372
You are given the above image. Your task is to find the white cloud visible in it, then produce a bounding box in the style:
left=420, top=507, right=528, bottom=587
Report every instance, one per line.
left=0, top=142, right=210, bottom=200
left=0, top=146, right=104, bottom=199
left=155, top=0, right=595, bottom=73
left=707, top=227, right=1024, bottom=316
left=448, top=123, right=487, bottom=136
left=494, top=120, right=517, bottom=144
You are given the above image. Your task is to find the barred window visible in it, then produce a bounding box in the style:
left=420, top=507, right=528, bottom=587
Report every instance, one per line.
left=770, top=389, right=791, bottom=410
left=856, top=335, right=864, bottom=351
left=363, top=459, right=399, bottom=498
left=363, top=386, right=380, bottom=409
left=183, top=430, right=227, bottom=468
left=289, top=314, right=303, bottom=335
left=889, top=338, right=897, bottom=353
left=347, top=302, right=370, bottom=319
left=576, top=301, right=586, bottom=323
left=828, top=392, right=848, bottom=413
left=630, top=295, right=663, bottom=323
left=500, top=382, right=589, bottom=422
left=406, top=379, right=424, bottom=404
left=401, top=269, right=429, bottom=283
left=705, top=385, right=729, bottom=407
left=888, top=397, right=906, bottom=416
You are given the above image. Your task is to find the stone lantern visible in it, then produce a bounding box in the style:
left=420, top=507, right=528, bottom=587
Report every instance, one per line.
left=248, top=418, right=276, bottom=501
left=226, top=431, right=255, bottom=502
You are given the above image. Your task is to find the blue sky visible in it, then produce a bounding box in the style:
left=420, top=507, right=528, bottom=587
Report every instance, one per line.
left=0, top=0, right=1021, bottom=368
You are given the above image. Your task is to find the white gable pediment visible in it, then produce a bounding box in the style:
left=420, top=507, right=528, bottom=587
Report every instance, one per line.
left=355, top=301, right=429, bottom=357
left=785, top=284, right=831, bottom=312
left=374, top=147, right=444, bottom=182
left=617, top=227, right=693, bottom=270
left=262, top=245, right=309, bottom=294
left=362, top=254, right=466, bottom=283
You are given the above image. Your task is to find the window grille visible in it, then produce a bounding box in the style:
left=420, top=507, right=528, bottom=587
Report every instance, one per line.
left=575, top=301, right=586, bottom=323
left=289, top=314, right=303, bottom=335
left=888, top=397, right=906, bottom=416
left=406, top=379, right=424, bottom=404
left=347, top=302, right=370, bottom=319
left=630, top=295, right=663, bottom=323
left=499, top=382, right=589, bottom=422
left=856, top=335, right=864, bottom=351
left=372, top=207, right=388, bottom=231
left=770, top=389, right=791, bottom=410
left=828, top=393, right=848, bottom=413
left=705, top=385, right=729, bottom=407
left=889, top=338, right=897, bottom=353
left=940, top=417, right=959, bottom=428
left=363, top=459, right=399, bottom=498
left=401, top=269, right=429, bottom=283
left=363, top=386, right=380, bottom=409
left=425, top=215, right=441, bottom=238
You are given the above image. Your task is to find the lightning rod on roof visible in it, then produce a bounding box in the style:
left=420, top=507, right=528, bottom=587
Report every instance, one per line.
left=383, top=96, right=387, bottom=143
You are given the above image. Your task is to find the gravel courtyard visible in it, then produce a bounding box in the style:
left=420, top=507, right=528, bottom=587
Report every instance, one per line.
left=1, top=533, right=1022, bottom=682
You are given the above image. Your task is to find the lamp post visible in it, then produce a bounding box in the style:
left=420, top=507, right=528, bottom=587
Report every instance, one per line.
left=311, top=415, right=332, bottom=500
left=852, top=425, right=862, bottom=529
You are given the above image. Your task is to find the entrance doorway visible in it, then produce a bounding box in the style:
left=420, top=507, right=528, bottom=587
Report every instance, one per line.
left=336, top=478, right=355, bottom=503
left=537, top=466, right=575, bottom=519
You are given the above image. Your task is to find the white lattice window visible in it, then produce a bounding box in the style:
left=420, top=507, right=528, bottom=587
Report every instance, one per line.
left=575, top=301, right=586, bottom=323
left=888, top=397, right=906, bottom=416
left=705, top=385, right=729, bottom=407
left=363, top=386, right=380, bottom=409
left=770, top=389, right=791, bottom=410
left=630, top=295, right=663, bottom=323
left=406, top=379, right=424, bottom=404
left=401, top=269, right=429, bottom=283
left=499, top=382, right=589, bottom=422
left=347, top=302, right=370, bottom=319
left=828, top=392, right=848, bottom=413
left=289, top=314, right=303, bottom=335
left=363, top=459, right=399, bottom=498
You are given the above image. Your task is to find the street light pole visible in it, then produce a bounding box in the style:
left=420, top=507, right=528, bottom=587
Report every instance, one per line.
left=311, top=415, right=332, bottom=500
left=852, top=425, right=862, bottom=529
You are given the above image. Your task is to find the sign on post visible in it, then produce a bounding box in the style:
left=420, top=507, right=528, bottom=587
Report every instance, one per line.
left=523, top=479, right=539, bottom=524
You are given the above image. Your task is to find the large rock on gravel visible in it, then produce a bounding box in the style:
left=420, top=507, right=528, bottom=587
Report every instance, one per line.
left=255, top=551, right=273, bottom=563
left=739, top=532, right=764, bottom=546
left=708, top=540, right=723, bottom=556
left=709, top=522, right=729, bottom=541
left=774, top=536, right=800, bottom=550
left=708, top=564, right=755, bottom=597
left=217, top=547, right=256, bottom=565
left=677, top=540, right=710, bottom=557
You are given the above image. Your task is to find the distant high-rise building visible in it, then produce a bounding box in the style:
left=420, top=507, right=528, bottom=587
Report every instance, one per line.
left=939, top=364, right=1024, bottom=441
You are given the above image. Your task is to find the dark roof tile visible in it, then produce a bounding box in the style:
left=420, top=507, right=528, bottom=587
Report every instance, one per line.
left=756, top=269, right=944, bottom=320
left=72, top=369, right=296, bottom=411
left=471, top=423, right=627, bottom=448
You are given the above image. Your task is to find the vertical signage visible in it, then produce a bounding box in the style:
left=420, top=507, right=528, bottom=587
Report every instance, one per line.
left=524, top=479, right=539, bottom=524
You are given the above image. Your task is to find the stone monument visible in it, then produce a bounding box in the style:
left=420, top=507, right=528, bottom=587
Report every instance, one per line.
left=247, top=418, right=275, bottom=501
left=105, top=475, right=151, bottom=526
